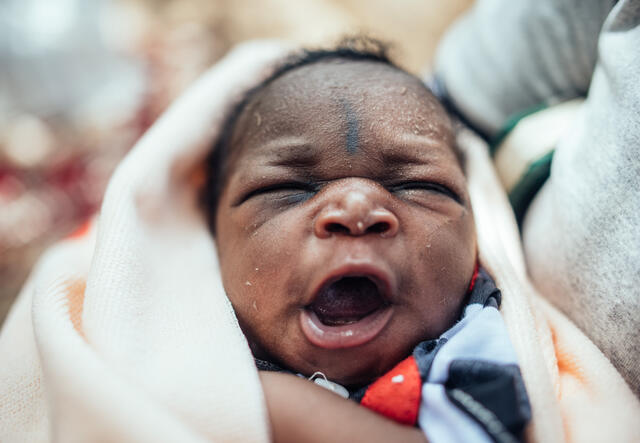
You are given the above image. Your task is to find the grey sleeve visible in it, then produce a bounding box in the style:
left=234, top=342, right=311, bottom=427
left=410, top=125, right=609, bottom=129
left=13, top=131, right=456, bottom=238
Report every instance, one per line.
left=435, top=0, right=614, bottom=136
left=522, top=0, right=640, bottom=396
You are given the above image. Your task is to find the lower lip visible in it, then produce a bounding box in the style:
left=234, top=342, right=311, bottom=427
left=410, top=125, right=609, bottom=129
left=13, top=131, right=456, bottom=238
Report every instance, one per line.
left=299, top=306, right=394, bottom=349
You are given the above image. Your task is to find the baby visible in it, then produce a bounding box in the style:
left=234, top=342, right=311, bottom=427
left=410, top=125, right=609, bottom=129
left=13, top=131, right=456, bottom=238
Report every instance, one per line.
left=202, top=41, right=530, bottom=443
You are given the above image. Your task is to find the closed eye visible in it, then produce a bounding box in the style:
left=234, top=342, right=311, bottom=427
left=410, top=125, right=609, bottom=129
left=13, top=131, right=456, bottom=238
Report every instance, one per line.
left=237, top=181, right=316, bottom=205
left=390, top=181, right=461, bottom=203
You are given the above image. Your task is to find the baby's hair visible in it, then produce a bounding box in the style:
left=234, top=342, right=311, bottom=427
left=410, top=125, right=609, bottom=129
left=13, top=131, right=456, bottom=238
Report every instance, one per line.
left=202, top=37, right=463, bottom=233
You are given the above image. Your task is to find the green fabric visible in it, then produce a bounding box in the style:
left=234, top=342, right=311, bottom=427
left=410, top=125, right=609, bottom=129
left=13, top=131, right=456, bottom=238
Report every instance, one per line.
left=508, top=150, right=554, bottom=228
left=489, top=103, right=548, bottom=156
left=491, top=103, right=554, bottom=229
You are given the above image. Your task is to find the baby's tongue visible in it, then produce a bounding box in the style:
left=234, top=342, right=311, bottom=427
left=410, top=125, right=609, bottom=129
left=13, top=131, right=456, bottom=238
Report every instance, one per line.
left=310, top=277, right=384, bottom=325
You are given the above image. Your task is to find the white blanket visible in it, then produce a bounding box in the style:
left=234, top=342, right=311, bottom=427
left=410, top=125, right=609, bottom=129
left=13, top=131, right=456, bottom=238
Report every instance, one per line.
left=1, top=40, right=638, bottom=443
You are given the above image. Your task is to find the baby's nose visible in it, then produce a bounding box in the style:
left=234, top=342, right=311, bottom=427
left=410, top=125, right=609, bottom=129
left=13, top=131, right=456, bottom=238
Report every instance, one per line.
left=314, top=181, right=399, bottom=238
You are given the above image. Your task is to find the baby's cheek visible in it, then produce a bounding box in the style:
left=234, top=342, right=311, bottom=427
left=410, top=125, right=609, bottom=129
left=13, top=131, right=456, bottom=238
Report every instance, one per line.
left=230, top=201, right=290, bottom=236
left=410, top=215, right=475, bottom=322
left=221, top=224, right=297, bottom=305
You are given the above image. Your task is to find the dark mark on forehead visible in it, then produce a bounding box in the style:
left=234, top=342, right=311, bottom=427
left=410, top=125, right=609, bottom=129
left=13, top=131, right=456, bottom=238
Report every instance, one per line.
left=341, top=99, right=359, bottom=155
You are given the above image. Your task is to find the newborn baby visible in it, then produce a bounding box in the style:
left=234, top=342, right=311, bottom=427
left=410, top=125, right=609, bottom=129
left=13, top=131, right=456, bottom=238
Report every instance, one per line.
left=202, top=42, right=530, bottom=443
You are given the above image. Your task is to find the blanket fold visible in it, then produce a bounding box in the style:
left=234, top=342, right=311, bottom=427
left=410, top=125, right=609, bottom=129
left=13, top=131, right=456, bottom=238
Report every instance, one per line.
left=1, top=40, right=638, bottom=443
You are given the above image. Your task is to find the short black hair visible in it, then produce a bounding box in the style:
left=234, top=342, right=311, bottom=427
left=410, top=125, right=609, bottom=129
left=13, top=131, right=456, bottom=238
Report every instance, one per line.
left=201, top=38, right=461, bottom=234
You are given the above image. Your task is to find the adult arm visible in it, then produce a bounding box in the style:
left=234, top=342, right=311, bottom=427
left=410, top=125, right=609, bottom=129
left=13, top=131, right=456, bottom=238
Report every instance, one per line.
left=435, top=0, right=614, bottom=137
left=435, top=0, right=640, bottom=395
left=259, top=371, right=427, bottom=443
left=522, top=0, right=640, bottom=395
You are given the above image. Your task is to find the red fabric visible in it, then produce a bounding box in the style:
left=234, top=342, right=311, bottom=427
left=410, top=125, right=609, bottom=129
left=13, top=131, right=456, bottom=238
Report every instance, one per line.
left=360, top=355, right=422, bottom=426
left=468, top=262, right=479, bottom=293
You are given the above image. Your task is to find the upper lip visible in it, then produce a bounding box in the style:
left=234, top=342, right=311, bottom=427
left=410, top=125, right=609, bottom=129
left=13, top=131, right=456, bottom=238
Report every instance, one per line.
left=306, top=262, right=395, bottom=307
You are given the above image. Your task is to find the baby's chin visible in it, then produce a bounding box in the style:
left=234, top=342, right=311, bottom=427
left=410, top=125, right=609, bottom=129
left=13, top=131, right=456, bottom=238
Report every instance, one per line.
left=301, top=353, right=406, bottom=388
left=310, top=362, right=391, bottom=388
left=256, top=338, right=417, bottom=388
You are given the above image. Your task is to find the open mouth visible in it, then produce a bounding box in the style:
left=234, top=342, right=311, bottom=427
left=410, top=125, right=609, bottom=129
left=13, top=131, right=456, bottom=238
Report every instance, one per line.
left=300, top=274, right=394, bottom=349
left=309, top=277, right=389, bottom=326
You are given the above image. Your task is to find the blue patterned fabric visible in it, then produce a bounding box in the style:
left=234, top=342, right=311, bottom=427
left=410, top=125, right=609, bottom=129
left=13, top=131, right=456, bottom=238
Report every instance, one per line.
left=414, top=268, right=530, bottom=443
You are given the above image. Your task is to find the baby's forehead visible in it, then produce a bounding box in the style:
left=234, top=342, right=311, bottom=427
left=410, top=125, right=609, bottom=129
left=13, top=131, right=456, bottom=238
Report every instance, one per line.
left=247, top=60, right=443, bottom=115
left=233, top=60, right=454, bottom=153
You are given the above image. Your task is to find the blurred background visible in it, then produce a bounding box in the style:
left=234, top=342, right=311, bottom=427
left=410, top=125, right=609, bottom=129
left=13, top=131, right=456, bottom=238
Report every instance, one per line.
left=0, top=0, right=471, bottom=325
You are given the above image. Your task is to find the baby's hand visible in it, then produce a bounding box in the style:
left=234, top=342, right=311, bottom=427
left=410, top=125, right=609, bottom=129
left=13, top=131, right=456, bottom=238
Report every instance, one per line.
left=259, top=371, right=427, bottom=443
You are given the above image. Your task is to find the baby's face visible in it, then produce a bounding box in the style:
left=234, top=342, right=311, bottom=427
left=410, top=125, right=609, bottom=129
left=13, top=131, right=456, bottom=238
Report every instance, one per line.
left=215, top=60, right=476, bottom=386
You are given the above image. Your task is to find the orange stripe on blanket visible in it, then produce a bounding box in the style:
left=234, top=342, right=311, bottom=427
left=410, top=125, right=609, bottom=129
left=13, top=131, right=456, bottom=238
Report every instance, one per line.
left=64, top=279, right=86, bottom=337
left=550, top=325, right=586, bottom=389
left=66, top=219, right=91, bottom=240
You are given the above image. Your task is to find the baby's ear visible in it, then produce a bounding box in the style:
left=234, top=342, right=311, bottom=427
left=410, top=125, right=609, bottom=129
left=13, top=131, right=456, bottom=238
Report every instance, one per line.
left=192, top=162, right=218, bottom=235
left=189, top=163, right=207, bottom=192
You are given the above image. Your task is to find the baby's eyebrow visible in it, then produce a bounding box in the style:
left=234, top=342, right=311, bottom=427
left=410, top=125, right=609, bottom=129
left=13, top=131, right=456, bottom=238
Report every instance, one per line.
left=260, top=140, right=322, bottom=168
left=380, top=134, right=455, bottom=166
left=253, top=134, right=453, bottom=169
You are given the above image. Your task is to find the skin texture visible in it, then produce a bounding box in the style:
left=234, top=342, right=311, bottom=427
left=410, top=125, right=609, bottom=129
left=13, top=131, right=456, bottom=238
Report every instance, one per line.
left=215, top=60, right=477, bottom=387
left=259, top=371, right=428, bottom=443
